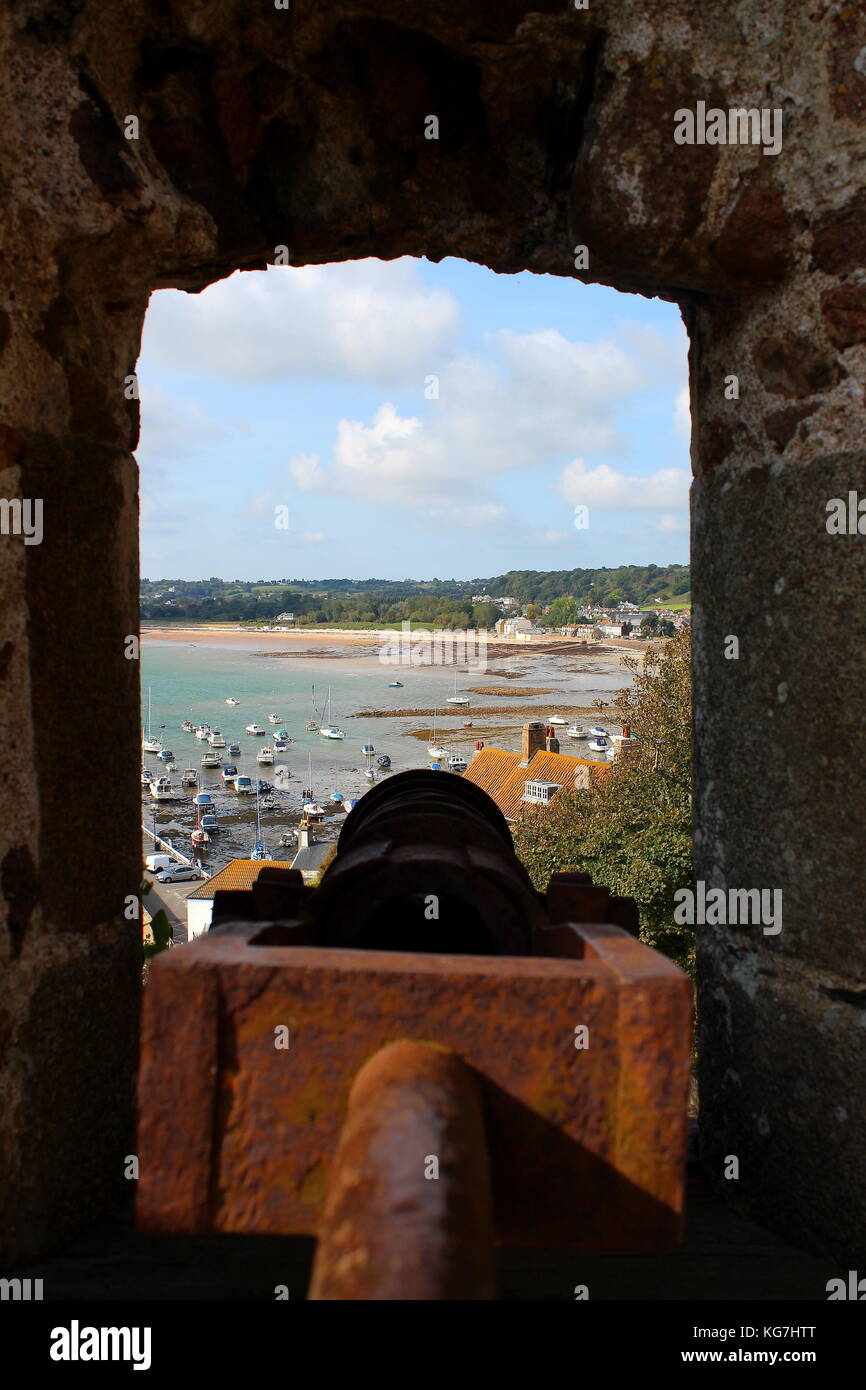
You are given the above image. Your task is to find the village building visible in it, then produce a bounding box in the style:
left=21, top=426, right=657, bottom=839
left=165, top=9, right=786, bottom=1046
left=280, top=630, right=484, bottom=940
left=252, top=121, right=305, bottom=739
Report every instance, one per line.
left=462, top=723, right=609, bottom=822
left=184, top=839, right=332, bottom=937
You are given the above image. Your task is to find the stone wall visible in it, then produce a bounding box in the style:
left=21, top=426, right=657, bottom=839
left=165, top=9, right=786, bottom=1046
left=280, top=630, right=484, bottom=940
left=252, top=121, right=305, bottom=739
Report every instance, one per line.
left=1, top=0, right=864, bottom=1263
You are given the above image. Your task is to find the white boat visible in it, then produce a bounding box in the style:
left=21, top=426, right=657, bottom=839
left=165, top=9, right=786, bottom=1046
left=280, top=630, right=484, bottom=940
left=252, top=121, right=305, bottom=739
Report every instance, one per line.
left=427, top=707, right=447, bottom=759
left=220, top=764, right=239, bottom=786
left=587, top=726, right=607, bottom=738
left=257, top=746, right=275, bottom=765
left=446, top=669, right=470, bottom=706
left=319, top=686, right=345, bottom=739
left=566, top=724, right=586, bottom=739
left=180, top=720, right=194, bottom=733
left=235, top=775, right=253, bottom=795
left=142, top=688, right=162, bottom=753
left=201, top=750, right=221, bottom=767
left=149, top=775, right=172, bottom=800
left=364, top=767, right=376, bottom=781
left=588, top=737, right=610, bottom=753
left=195, top=724, right=211, bottom=740
left=267, top=713, right=282, bottom=724
left=448, top=753, right=467, bottom=772
left=303, top=802, right=326, bottom=819
left=191, top=828, right=209, bottom=846
left=140, top=767, right=153, bottom=786
left=361, top=743, right=375, bottom=756
left=225, top=697, right=240, bottom=706
left=306, top=684, right=319, bottom=731
left=208, top=730, right=226, bottom=748
left=181, top=767, right=198, bottom=786
left=245, top=722, right=265, bottom=736
left=547, top=714, right=568, bottom=726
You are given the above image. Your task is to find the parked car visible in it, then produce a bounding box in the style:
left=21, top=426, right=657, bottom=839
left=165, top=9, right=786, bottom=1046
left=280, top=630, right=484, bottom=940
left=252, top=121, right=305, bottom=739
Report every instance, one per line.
left=144, top=853, right=173, bottom=874
left=155, top=864, right=201, bottom=884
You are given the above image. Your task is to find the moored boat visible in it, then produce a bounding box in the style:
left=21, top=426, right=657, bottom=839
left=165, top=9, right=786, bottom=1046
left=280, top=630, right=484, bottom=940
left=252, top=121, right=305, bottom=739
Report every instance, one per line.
left=245, top=722, right=265, bottom=736
left=181, top=767, right=198, bottom=786
left=142, top=688, right=162, bottom=753
left=149, top=775, right=172, bottom=801
left=208, top=730, right=226, bottom=748
left=201, top=750, right=221, bottom=768
left=376, top=754, right=391, bottom=768
left=220, top=764, right=239, bottom=785
left=446, top=669, right=470, bottom=706
left=257, top=746, right=275, bottom=765
left=427, top=707, right=446, bottom=759
left=319, top=686, right=344, bottom=739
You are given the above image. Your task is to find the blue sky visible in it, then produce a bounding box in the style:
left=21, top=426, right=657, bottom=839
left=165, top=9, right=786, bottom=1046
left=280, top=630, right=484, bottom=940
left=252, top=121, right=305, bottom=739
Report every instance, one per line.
left=137, top=257, right=691, bottom=581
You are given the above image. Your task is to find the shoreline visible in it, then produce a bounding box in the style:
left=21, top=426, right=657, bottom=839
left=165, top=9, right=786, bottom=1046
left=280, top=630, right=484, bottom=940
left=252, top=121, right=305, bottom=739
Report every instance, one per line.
left=140, top=623, right=640, bottom=665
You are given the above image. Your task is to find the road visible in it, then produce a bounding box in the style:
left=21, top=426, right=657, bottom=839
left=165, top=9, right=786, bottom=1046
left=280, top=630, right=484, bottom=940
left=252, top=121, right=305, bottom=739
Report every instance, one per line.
left=142, top=873, right=202, bottom=945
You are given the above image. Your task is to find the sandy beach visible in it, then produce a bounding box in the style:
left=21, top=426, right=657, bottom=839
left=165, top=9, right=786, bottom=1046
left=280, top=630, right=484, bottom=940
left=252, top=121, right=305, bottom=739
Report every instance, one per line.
left=141, top=623, right=641, bottom=668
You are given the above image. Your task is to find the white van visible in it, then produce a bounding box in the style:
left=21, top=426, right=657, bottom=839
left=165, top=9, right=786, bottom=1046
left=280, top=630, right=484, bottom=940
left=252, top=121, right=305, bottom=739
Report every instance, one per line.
left=145, top=853, right=173, bottom=874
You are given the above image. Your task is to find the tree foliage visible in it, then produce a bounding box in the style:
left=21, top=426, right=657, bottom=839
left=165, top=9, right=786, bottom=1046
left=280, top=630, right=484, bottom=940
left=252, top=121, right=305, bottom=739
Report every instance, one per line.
left=512, top=632, right=694, bottom=972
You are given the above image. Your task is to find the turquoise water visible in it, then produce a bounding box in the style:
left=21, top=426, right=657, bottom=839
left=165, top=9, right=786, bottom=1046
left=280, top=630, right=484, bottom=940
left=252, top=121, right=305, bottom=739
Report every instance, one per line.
left=140, top=634, right=629, bottom=869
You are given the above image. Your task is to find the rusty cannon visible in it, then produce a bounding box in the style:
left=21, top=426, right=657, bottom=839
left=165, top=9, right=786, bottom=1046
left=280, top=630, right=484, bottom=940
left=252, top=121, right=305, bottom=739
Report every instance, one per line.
left=137, top=770, right=692, bottom=1299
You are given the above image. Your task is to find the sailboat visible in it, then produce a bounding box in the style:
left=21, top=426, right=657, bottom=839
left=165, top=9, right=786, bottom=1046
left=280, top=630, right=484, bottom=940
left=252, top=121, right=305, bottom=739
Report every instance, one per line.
left=305, top=684, right=319, bottom=731
left=250, top=783, right=267, bottom=860
left=302, top=753, right=326, bottom=818
left=319, top=685, right=344, bottom=739
left=427, top=707, right=447, bottom=760
left=142, top=688, right=162, bottom=754
left=446, top=668, right=470, bottom=706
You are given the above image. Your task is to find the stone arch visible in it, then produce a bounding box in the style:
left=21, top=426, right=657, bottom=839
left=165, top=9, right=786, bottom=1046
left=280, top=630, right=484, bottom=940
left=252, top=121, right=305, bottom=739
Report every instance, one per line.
left=2, top=1, right=865, bottom=1263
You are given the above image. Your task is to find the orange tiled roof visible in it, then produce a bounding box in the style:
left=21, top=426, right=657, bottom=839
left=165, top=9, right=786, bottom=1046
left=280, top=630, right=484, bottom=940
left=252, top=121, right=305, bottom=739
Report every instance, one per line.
left=462, top=746, right=608, bottom=821
left=186, top=858, right=291, bottom=899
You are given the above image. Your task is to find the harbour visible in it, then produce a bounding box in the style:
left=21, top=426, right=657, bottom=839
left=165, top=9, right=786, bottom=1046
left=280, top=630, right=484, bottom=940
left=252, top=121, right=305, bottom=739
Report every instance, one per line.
left=141, top=626, right=633, bottom=872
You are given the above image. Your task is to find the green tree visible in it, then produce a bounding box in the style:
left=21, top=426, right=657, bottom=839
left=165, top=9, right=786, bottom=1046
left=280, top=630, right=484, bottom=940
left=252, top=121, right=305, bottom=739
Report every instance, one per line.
left=512, top=632, right=693, bottom=972
left=525, top=603, right=542, bottom=621
left=546, top=596, right=580, bottom=626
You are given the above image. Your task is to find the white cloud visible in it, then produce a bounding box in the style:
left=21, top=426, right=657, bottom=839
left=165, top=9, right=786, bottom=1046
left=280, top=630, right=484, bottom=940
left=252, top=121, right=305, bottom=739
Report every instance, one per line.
left=142, top=260, right=461, bottom=387
left=655, top=513, right=688, bottom=534
left=674, top=384, right=692, bottom=440
left=136, top=383, right=242, bottom=462
left=286, top=324, right=673, bottom=523
left=558, top=459, right=690, bottom=510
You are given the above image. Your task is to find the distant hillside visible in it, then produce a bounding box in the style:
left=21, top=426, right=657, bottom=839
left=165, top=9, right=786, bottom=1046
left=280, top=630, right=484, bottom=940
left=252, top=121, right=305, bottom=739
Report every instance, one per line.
left=478, top=566, right=691, bottom=607
left=140, top=565, right=690, bottom=624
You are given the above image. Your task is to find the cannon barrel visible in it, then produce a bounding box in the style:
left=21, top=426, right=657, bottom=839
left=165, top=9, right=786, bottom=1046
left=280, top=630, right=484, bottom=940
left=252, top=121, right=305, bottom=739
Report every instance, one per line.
left=306, top=769, right=545, bottom=955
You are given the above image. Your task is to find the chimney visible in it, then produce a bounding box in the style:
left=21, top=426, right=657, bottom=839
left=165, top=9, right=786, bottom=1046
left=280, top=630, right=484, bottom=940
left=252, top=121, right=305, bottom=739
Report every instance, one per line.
left=298, top=823, right=310, bottom=849
left=521, top=722, right=546, bottom=766
left=473, top=740, right=484, bottom=758
left=545, top=727, right=560, bottom=753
